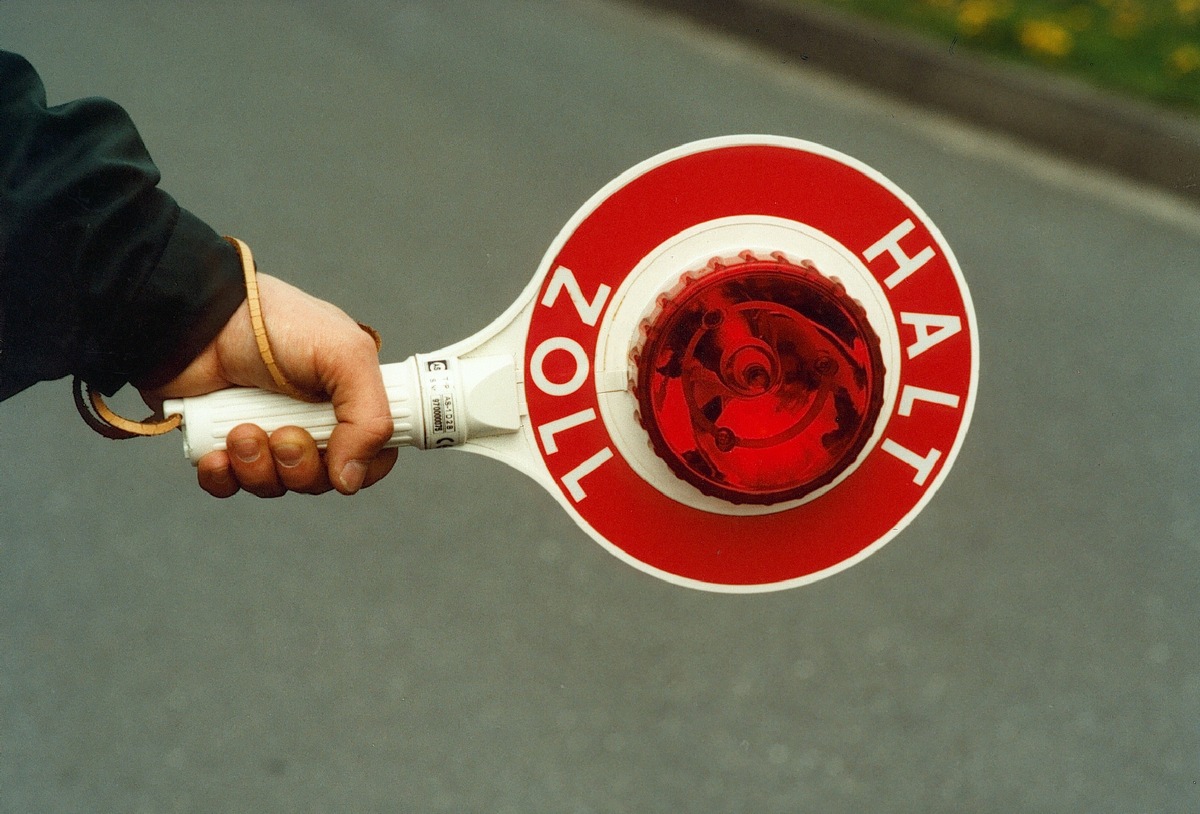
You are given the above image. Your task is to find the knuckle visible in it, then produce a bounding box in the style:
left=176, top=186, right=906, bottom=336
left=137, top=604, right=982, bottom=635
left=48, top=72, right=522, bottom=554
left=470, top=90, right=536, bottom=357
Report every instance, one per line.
left=340, top=327, right=381, bottom=361
left=362, top=415, right=396, bottom=446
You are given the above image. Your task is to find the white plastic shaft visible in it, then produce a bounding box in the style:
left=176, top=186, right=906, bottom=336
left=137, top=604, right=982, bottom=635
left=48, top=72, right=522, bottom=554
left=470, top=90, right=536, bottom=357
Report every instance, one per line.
left=161, top=354, right=521, bottom=464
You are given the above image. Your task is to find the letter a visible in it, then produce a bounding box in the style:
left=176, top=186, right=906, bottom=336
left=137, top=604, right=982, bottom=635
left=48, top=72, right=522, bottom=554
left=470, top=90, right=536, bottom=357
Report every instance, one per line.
left=899, top=312, right=961, bottom=359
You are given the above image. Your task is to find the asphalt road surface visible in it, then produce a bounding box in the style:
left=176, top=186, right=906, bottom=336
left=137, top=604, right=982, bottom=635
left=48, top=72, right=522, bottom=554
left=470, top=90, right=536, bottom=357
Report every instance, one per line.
left=3, top=2, right=1199, bottom=812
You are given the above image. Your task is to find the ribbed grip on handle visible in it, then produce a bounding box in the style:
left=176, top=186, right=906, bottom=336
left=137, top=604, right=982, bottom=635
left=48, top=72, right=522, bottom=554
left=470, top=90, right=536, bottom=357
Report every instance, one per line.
left=162, top=360, right=421, bottom=464
left=162, top=355, right=522, bottom=465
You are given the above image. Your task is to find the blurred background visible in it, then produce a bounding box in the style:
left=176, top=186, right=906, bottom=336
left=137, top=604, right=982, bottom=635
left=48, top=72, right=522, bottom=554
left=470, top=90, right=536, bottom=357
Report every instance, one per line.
left=2, top=1, right=1198, bottom=812
left=810, top=0, right=1200, bottom=112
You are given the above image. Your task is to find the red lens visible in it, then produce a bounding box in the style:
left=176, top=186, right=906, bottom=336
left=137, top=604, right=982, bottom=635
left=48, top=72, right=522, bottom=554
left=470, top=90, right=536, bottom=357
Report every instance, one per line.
left=634, top=252, right=885, bottom=505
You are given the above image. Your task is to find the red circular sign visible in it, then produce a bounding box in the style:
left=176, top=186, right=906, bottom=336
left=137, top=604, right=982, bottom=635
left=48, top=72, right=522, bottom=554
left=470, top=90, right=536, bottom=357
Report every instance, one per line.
left=523, top=137, right=977, bottom=591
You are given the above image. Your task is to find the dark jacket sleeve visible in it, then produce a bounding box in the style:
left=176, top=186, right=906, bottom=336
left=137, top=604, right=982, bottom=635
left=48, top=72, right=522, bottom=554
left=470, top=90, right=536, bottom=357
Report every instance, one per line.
left=0, top=50, right=246, bottom=401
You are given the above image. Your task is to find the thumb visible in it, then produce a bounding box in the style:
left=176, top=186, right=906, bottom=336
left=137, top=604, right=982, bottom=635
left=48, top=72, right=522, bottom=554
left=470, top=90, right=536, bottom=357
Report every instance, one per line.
left=320, top=330, right=397, bottom=494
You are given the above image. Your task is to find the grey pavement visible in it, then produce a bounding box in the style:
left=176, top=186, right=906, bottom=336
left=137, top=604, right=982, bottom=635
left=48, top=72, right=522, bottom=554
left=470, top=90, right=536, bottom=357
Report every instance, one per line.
left=2, top=1, right=1199, bottom=812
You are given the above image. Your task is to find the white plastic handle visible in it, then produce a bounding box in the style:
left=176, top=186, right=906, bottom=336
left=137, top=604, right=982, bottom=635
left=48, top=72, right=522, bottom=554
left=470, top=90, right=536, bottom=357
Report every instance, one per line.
left=161, top=354, right=522, bottom=464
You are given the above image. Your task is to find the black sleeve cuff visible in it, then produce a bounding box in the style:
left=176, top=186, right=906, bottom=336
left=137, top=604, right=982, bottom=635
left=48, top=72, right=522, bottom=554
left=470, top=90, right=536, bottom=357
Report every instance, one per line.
left=83, top=208, right=247, bottom=396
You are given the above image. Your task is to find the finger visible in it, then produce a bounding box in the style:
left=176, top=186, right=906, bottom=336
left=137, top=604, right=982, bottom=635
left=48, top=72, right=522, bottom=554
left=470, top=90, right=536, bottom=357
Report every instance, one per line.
left=321, top=331, right=395, bottom=495
left=197, top=450, right=240, bottom=498
left=269, top=426, right=332, bottom=495
left=360, top=448, right=399, bottom=491
left=225, top=424, right=287, bottom=498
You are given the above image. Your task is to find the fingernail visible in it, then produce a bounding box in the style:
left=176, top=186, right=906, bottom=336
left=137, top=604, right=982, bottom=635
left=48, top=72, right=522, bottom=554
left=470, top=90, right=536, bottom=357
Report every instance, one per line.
left=339, top=460, right=368, bottom=494
left=273, top=442, right=303, bottom=469
left=211, top=464, right=232, bottom=486
left=232, top=438, right=261, bottom=464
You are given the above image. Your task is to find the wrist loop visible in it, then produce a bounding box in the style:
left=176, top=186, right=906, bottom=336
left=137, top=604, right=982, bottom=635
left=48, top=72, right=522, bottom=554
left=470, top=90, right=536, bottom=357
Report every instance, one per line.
left=72, top=378, right=182, bottom=439
left=225, top=236, right=308, bottom=401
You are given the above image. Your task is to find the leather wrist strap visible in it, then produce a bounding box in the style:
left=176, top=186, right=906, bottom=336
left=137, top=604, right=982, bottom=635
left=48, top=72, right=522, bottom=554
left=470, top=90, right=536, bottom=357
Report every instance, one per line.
left=74, top=236, right=381, bottom=440
left=229, top=236, right=306, bottom=401
left=73, top=379, right=182, bottom=439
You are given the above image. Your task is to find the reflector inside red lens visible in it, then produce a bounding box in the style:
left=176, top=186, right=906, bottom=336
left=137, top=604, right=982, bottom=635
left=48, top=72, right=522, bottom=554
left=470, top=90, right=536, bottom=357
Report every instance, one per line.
left=634, top=253, right=885, bottom=505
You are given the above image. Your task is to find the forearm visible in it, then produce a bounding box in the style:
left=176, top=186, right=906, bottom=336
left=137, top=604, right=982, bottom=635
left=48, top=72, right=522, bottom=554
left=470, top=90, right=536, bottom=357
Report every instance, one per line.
left=0, top=50, right=244, bottom=401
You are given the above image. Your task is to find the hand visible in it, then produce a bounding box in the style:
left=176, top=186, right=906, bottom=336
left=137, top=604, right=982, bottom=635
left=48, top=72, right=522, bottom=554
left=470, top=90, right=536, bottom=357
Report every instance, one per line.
left=141, top=274, right=398, bottom=497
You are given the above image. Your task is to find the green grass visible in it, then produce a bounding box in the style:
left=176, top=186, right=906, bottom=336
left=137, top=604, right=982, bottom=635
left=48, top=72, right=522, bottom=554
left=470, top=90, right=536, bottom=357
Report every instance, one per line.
left=807, top=0, right=1200, bottom=114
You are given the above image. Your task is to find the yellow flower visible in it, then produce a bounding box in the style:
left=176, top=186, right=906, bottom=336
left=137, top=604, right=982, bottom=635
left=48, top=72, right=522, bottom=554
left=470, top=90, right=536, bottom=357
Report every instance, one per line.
left=1019, top=20, right=1074, bottom=57
left=1175, top=0, right=1200, bottom=23
left=957, top=0, right=1003, bottom=36
left=1168, top=44, right=1200, bottom=75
